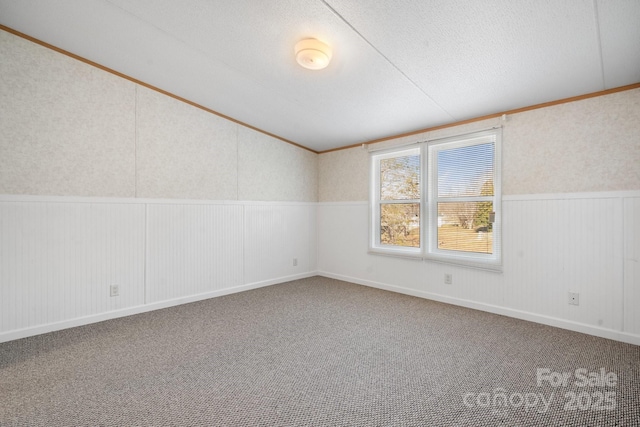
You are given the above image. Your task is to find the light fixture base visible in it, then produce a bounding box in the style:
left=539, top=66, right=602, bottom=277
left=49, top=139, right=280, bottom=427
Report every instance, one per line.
left=295, top=39, right=332, bottom=70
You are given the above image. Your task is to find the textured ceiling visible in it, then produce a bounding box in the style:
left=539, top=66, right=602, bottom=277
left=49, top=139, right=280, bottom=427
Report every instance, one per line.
left=1, top=0, right=639, bottom=152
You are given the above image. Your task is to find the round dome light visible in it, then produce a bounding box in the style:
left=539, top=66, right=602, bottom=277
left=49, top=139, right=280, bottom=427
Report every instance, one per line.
left=295, top=39, right=332, bottom=70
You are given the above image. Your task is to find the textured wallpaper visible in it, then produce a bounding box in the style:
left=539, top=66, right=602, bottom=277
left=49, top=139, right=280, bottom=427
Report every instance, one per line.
left=135, top=87, right=238, bottom=200
left=319, top=90, right=640, bottom=201
left=503, top=88, right=640, bottom=195
left=3, top=28, right=637, bottom=202
left=0, top=31, right=136, bottom=197
left=1, top=30, right=319, bottom=202
left=318, top=146, right=370, bottom=202
left=238, top=126, right=318, bottom=202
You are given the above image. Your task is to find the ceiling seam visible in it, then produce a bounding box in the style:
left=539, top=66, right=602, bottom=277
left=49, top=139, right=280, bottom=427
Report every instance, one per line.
left=320, top=0, right=455, bottom=122
left=102, top=0, right=240, bottom=72
left=592, top=0, right=606, bottom=89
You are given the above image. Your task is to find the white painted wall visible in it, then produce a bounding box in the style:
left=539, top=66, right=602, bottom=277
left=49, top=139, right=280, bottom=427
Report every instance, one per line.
left=0, top=199, right=146, bottom=335
left=244, top=203, right=317, bottom=285
left=317, top=193, right=640, bottom=345
left=146, top=202, right=244, bottom=302
left=0, top=197, right=317, bottom=342
left=624, top=197, right=640, bottom=336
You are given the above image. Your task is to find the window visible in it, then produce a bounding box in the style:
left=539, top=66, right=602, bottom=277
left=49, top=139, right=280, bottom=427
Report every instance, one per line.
left=371, top=147, right=422, bottom=256
left=370, top=129, right=501, bottom=270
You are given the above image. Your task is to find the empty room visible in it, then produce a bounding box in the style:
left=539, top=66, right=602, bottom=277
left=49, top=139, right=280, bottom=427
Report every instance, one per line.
left=1, top=1, right=639, bottom=426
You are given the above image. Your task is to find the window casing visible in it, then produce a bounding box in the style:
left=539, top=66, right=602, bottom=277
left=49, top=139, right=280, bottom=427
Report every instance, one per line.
left=370, top=129, right=502, bottom=270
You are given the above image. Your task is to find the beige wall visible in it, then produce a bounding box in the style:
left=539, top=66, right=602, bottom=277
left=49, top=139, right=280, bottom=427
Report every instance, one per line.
left=319, top=89, right=640, bottom=201
left=135, top=87, right=239, bottom=200
left=503, top=89, right=640, bottom=195
left=318, top=146, right=370, bottom=202
left=0, top=30, right=318, bottom=202
left=2, top=27, right=638, bottom=203
left=0, top=31, right=137, bottom=197
left=237, top=126, right=317, bottom=201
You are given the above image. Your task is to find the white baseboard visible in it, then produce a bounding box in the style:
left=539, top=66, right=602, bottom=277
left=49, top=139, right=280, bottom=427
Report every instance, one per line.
left=0, top=271, right=318, bottom=344
left=318, top=271, right=640, bottom=347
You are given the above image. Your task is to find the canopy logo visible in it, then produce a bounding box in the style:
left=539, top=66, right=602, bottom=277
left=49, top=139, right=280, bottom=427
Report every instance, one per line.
left=462, top=367, right=618, bottom=414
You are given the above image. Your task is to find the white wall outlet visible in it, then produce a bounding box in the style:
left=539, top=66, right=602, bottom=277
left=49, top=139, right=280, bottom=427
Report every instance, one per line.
left=568, top=292, right=579, bottom=306
left=293, top=258, right=298, bottom=267
left=110, top=285, right=119, bottom=297
left=444, top=274, right=453, bottom=285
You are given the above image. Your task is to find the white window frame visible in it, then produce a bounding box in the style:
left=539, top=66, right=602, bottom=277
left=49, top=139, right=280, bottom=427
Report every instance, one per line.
left=369, top=129, right=502, bottom=271
left=370, top=147, right=422, bottom=258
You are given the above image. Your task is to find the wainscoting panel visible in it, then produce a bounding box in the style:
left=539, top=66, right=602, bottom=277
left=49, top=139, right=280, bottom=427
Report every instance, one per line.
left=1, top=193, right=634, bottom=344
left=244, top=204, right=315, bottom=285
left=502, top=197, right=624, bottom=330
left=624, top=197, right=640, bottom=335
left=307, top=204, right=318, bottom=273
left=0, top=201, right=146, bottom=334
left=146, top=203, right=244, bottom=303
left=317, top=193, right=639, bottom=345
left=0, top=197, right=317, bottom=342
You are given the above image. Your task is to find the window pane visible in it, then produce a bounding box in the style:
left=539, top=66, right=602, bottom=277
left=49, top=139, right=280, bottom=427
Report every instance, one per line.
left=380, top=154, right=420, bottom=200
left=380, top=203, right=420, bottom=247
left=437, top=202, right=493, bottom=254
left=437, top=143, right=493, bottom=198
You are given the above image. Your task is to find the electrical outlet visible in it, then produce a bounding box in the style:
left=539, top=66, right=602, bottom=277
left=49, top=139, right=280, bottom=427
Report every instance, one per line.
left=568, top=292, right=579, bottom=306
left=444, top=274, right=453, bottom=285
left=110, top=285, right=119, bottom=297
left=293, top=258, right=298, bottom=267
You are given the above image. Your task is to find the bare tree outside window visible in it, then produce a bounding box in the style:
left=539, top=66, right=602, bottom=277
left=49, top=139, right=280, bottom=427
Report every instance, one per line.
left=379, top=154, right=420, bottom=247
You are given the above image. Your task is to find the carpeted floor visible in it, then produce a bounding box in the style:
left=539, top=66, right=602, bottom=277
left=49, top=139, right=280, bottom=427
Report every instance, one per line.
left=1, top=276, right=639, bottom=426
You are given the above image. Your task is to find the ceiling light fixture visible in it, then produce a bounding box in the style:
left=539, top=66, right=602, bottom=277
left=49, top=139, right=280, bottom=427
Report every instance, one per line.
left=295, top=38, right=332, bottom=70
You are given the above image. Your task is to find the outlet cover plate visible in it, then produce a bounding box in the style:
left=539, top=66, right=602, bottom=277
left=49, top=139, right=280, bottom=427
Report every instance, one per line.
left=568, top=292, right=579, bottom=306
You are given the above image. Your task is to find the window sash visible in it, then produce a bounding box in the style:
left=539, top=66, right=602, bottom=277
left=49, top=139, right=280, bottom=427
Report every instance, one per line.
left=427, top=132, right=500, bottom=265
left=371, top=147, right=422, bottom=255
left=370, top=129, right=502, bottom=270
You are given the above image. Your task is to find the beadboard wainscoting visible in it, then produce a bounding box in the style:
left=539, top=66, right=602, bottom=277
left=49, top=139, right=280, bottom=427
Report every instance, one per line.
left=0, top=200, right=146, bottom=333
left=317, top=192, right=640, bottom=346
left=0, top=196, right=317, bottom=342
left=244, top=203, right=317, bottom=286
left=2, top=192, right=639, bottom=345
left=146, top=203, right=245, bottom=303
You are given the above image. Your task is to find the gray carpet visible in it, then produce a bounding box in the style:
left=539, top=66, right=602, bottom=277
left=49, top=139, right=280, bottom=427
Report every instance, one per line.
left=1, top=276, right=638, bottom=426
